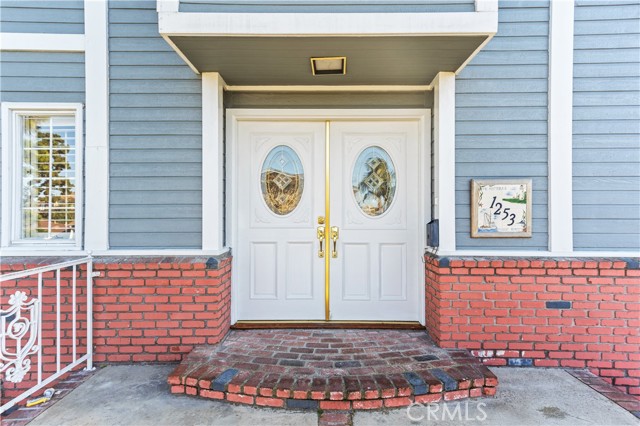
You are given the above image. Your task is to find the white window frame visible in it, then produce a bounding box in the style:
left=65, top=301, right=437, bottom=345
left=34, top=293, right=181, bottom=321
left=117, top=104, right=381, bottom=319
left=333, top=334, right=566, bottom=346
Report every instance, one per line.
left=1, top=102, right=84, bottom=250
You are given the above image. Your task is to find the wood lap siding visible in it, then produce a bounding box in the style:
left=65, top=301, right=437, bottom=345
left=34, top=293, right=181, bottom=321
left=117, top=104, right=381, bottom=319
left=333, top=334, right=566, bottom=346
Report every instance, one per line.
left=179, top=0, right=475, bottom=13
left=0, top=51, right=86, bottom=244
left=455, top=1, right=550, bottom=250
left=0, top=0, right=84, bottom=34
left=572, top=0, right=640, bottom=251
left=109, top=0, right=203, bottom=249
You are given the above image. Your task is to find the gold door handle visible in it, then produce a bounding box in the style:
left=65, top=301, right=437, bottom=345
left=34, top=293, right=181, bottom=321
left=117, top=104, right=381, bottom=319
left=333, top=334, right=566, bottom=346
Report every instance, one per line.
left=330, top=226, right=339, bottom=258
left=317, top=226, right=326, bottom=258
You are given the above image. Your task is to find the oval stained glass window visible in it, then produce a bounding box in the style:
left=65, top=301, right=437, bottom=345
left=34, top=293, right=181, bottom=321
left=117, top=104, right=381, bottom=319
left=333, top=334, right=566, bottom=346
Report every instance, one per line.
left=261, top=145, right=305, bottom=215
left=352, top=146, right=396, bottom=216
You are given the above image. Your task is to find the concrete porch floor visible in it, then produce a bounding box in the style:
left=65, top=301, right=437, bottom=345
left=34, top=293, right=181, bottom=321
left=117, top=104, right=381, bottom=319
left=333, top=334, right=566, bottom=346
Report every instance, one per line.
left=8, top=365, right=638, bottom=426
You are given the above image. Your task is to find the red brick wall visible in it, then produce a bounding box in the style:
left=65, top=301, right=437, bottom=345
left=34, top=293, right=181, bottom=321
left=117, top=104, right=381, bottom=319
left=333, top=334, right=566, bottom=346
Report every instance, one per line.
left=1, top=255, right=232, bottom=406
left=425, top=256, right=640, bottom=397
left=92, top=256, right=231, bottom=363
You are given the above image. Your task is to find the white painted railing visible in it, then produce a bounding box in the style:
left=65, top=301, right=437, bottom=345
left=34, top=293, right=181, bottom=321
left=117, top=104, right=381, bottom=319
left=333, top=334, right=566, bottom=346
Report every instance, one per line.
left=0, top=256, right=94, bottom=413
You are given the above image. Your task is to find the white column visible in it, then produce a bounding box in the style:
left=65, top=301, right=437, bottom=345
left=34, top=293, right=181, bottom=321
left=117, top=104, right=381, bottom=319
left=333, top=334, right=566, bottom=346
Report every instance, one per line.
left=432, top=72, right=456, bottom=253
left=156, top=0, right=180, bottom=13
left=202, top=72, right=226, bottom=251
left=84, top=0, right=109, bottom=251
left=475, top=0, right=498, bottom=13
left=548, top=0, right=575, bottom=253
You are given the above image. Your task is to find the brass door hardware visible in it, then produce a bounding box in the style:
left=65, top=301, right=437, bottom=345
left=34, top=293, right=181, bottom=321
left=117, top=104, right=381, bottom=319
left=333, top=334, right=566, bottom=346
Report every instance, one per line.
left=330, top=226, right=339, bottom=258
left=317, top=226, right=326, bottom=258
left=324, top=121, right=330, bottom=320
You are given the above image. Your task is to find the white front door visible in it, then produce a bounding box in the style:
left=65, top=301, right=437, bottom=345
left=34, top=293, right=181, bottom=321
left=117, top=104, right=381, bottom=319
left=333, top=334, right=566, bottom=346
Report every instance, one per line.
left=329, top=122, right=421, bottom=321
left=236, top=121, right=326, bottom=320
left=234, top=115, right=426, bottom=322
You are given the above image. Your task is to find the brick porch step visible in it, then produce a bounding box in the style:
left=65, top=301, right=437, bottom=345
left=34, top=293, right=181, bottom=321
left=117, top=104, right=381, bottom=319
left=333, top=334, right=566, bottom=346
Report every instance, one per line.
left=168, top=329, right=497, bottom=410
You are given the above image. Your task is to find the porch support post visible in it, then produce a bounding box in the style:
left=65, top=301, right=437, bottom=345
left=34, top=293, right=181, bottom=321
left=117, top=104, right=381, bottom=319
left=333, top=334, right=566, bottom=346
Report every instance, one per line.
left=432, top=72, right=456, bottom=253
left=84, top=0, right=109, bottom=250
left=548, top=0, right=575, bottom=253
left=202, top=72, right=226, bottom=251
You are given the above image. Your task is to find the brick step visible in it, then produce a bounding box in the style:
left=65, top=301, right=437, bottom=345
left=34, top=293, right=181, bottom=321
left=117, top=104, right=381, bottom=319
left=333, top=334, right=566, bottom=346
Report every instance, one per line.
left=168, top=329, right=498, bottom=410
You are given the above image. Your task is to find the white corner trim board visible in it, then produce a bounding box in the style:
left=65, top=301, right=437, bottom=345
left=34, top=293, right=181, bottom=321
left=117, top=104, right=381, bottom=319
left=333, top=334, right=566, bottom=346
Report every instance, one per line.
left=0, top=33, right=85, bottom=52
left=431, top=72, right=456, bottom=253
left=158, top=11, right=498, bottom=37
left=548, top=0, right=575, bottom=253
left=157, top=0, right=179, bottom=13
left=475, top=0, right=498, bottom=13
left=84, top=0, right=110, bottom=251
left=202, top=73, right=226, bottom=251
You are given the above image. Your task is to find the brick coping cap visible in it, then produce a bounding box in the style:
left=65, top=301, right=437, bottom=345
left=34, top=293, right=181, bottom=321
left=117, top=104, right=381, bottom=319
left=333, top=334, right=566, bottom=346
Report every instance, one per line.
left=0, top=252, right=232, bottom=272
left=426, top=255, right=639, bottom=269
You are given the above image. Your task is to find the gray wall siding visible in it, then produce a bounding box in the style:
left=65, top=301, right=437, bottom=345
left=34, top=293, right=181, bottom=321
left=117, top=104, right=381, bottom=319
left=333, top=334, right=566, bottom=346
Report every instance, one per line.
left=180, top=0, right=475, bottom=13
left=572, top=0, right=640, bottom=251
left=109, top=0, right=203, bottom=249
left=0, top=51, right=86, bottom=244
left=455, top=1, right=549, bottom=250
left=0, top=1, right=84, bottom=34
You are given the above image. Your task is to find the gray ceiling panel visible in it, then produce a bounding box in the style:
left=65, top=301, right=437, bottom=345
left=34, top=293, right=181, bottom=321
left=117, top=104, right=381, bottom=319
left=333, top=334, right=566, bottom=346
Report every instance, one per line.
left=170, top=35, right=487, bottom=85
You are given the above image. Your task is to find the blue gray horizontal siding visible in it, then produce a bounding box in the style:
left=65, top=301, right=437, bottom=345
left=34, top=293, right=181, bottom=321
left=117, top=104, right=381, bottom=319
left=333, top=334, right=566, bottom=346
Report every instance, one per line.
left=572, top=0, right=640, bottom=251
left=109, top=0, right=203, bottom=249
left=179, top=0, right=475, bottom=13
left=455, top=0, right=549, bottom=250
left=0, top=51, right=86, bottom=244
left=0, top=1, right=84, bottom=34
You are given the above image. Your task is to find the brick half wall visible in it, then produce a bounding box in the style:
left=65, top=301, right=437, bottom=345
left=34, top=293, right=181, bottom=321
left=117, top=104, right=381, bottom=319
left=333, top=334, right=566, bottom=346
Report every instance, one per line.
left=1, top=255, right=232, bottom=406
left=91, top=255, right=232, bottom=363
left=425, top=256, right=640, bottom=397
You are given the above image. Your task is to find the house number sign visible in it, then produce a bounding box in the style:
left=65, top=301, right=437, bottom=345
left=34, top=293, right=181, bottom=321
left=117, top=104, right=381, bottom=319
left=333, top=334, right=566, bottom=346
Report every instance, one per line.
left=471, top=179, right=532, bottom=238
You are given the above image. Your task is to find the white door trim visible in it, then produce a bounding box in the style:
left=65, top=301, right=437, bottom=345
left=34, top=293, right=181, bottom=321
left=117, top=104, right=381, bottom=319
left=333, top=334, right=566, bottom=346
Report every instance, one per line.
left=226, top=109, right=431, bottom=325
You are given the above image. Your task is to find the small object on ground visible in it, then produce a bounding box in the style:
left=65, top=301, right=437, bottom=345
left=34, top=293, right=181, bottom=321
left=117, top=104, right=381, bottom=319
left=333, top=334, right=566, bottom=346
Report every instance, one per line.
left=25, top=388, right=55, bottom=407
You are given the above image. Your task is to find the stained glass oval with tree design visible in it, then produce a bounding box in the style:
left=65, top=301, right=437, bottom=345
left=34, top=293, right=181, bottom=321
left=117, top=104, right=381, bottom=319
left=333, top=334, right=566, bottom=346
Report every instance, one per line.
left=352, top=146, right=396, bottom=216
left=261, top=145, right=304, bottom=215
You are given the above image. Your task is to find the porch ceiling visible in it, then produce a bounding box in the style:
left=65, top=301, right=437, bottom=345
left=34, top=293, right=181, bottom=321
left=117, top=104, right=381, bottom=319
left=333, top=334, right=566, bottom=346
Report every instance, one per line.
left=168, top=35, right=488, bottom=85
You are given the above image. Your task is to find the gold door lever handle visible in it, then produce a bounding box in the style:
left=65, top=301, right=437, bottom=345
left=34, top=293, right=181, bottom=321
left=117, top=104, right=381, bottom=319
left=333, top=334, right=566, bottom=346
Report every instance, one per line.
left=317, top=226, right=325, bottom=258
left=330, top=226, right=339, bottom=258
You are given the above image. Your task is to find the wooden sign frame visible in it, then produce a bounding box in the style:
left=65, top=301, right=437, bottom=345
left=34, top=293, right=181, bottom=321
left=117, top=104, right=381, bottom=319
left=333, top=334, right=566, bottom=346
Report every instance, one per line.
left=471, top=179, right=533, bottom=238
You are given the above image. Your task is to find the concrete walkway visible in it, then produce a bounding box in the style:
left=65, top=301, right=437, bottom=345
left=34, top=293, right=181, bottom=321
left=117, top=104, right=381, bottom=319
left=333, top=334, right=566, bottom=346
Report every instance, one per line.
left=26, top=365, right=637, bottom=426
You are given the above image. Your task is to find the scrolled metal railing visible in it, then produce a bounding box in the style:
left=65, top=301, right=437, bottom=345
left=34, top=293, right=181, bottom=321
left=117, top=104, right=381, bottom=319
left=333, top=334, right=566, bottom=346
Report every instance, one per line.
left=0, top=256, right=94, bottom=413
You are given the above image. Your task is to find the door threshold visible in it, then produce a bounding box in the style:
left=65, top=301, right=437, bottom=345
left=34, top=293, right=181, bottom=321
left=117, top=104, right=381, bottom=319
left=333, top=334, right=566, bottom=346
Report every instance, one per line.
left=232, top=320, right=424, bottom=330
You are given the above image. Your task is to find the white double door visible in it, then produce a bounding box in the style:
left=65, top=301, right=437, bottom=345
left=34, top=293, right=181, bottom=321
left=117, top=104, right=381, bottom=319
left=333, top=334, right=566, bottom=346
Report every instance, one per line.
left=236, top=119, right=422, bottom=321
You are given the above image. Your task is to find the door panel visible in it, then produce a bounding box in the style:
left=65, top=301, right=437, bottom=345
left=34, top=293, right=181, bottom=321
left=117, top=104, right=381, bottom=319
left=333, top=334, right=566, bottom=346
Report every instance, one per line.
left=329, top=121, right=420, bottom=321
left=342, top=243, right=370, bottom=300
left=379, top=243, right=406, bottom=300
left=237, top=121, right=325, bottom=320
left=250, top=242, right=278, bottom=299
left=285, top=242, right=315, bottom=299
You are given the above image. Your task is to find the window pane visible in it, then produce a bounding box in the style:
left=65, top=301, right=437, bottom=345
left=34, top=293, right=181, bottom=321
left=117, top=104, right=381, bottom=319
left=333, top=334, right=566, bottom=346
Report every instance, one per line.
left=20, top=115, right=76, bottom=241
left=260, top=145, right=304, bottom=215
left=352, top=146, right=397, bottom=217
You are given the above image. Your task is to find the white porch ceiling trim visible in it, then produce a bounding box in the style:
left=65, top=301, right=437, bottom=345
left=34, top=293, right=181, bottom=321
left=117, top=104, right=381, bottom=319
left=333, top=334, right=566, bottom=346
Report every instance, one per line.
left=224, top=85, right=433, bottom=92
left=156, top=2, right=497, bottom=76
left=158, top=11, right=498, bottom=38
